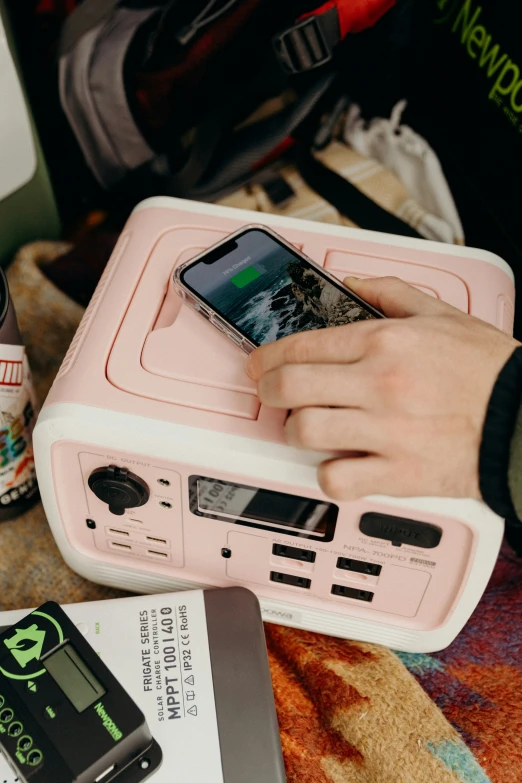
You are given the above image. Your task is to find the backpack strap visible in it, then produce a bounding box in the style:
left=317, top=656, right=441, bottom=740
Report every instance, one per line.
left=59, top=2, right=161, bottom=188
left=183, top=73, right=336, bottom=201
left=59, top=0, right=122, bottom=55
left=296, top=146, right=423, bottom=239
left=273, top=0, right=396, bottom=74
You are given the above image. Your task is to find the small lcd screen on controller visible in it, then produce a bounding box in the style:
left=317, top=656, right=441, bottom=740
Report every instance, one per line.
left=42, top=642, right=106, bottom=713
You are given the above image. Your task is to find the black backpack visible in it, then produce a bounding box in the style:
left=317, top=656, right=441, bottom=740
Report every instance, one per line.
left=56, top=0, right=415, bottom=232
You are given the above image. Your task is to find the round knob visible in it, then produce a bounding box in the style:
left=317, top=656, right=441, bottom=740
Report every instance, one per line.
left=88, top=466, right=149, bottom=516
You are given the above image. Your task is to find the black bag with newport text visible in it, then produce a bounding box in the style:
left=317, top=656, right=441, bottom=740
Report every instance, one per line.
left=401, top=1, right=522, bottom=335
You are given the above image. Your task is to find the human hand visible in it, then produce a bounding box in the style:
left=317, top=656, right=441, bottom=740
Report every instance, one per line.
left=246, top=277, right=520, bottom=501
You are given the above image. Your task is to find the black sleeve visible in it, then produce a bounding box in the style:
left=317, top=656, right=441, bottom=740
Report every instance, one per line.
left=479, top=346, right=522, bottom=553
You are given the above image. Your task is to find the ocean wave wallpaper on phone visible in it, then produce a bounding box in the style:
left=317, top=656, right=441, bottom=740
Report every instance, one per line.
left=183, top=230, right=375, bottom=345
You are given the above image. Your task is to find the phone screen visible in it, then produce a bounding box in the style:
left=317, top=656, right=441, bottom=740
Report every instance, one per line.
left=180, top=228, right=378, bottom=346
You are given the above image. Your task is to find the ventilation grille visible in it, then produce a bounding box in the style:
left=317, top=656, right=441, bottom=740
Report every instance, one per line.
left=55, top=234, right=130, bottom=381
left=502, top=296, right=515, bottom=335
left=91, top=562, right=200, bottom=594
left=261, top=601, right=420, bottom=649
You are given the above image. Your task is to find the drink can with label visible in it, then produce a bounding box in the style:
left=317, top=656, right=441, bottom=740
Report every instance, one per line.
left=0, top=267, right=39, bottom=520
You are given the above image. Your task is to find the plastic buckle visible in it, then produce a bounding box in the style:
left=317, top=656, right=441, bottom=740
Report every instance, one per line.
left=273, top=17, right=333, bottom=74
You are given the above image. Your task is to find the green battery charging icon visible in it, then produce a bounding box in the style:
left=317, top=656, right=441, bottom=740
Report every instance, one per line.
left=230, top=265, right=263, bottom=289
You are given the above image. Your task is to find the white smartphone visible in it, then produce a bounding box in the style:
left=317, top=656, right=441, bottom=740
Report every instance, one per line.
left=173, top=224, right=383, bottom=354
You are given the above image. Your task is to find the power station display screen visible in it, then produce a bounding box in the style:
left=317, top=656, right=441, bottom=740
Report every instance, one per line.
left=189, top=475, right=338, bottom=541
left=42, top=643, right=106, bottom=713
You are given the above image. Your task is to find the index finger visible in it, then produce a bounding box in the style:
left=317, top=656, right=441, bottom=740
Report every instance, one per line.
left=246, top=320, right=377, bottom=381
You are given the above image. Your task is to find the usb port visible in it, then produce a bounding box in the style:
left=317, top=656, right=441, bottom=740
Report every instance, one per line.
left=108, top=528, right=129, bottom=537
left=331, top=584, right=374, bottom=602
left=270, top=571, right=311, bottom=589
left=110, top=541, right=131, bottom=550
left=95, top=764, right=116, bottom=782
left=148, top=550, right=168, bottom=558
left=272, top=544, right=316, bottom=563
left=146, top=536, right=167, bottom=545
left=336, top=557, right=381, bottom=576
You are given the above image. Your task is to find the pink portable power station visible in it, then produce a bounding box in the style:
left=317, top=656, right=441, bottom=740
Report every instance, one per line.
left=33, top=198, right=514, bottom=652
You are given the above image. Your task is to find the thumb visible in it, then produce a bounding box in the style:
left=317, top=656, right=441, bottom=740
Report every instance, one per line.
left=344, top=276, right=453, bottom=318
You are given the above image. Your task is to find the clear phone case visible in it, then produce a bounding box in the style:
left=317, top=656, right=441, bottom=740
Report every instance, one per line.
left=173, top=223, right=383, bottom=355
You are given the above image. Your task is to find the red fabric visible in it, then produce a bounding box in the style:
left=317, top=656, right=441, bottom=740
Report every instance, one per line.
left=135, top=0, right=264, bottom=131
left=301, top=0, right=396, bottom=38
left=35, top=0, right=78, bottom=17
left=252, top=137, right=295, bottom=171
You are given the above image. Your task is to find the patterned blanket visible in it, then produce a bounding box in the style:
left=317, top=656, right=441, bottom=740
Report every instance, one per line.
left=0, top=242, right=520, bottom=783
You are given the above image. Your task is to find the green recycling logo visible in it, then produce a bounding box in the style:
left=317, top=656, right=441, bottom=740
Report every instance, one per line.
left=5, top=626, right=46, bottom=668
left=0, top=611, right=64, bottom=680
